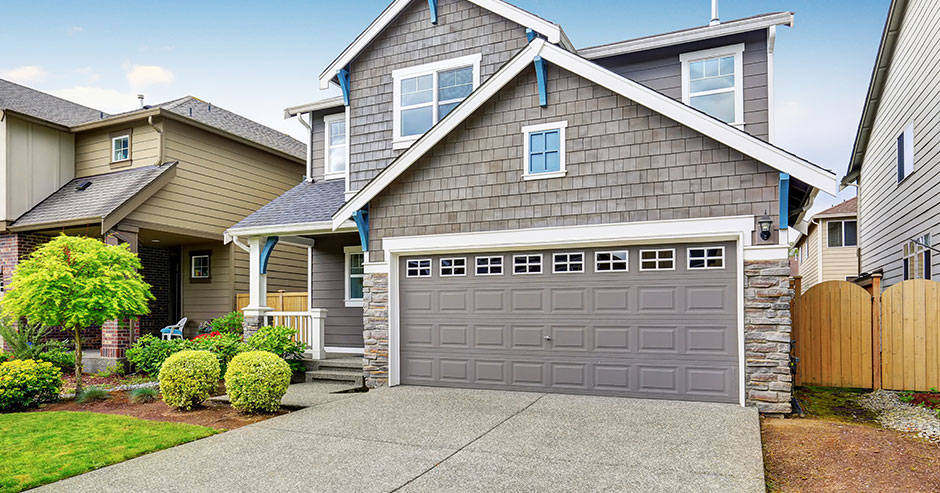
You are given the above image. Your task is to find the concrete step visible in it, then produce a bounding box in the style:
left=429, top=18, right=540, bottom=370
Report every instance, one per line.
left=317, top=358, right=363, bottom=370
left=306, top=369, right=364, bottom=387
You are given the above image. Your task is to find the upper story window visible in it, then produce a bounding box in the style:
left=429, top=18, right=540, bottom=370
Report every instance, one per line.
left=392, top=54, right=481, bottom=149
left=827, top=220, right=857, bottom=248
left=903, top=234, right=931, bottom=280
left=897, top=122, right=914, bottom=182
left=522, top=121, right=567, bottom=180
left=324, top=113, right=347, bottom=179
left=680, top=44, right=744, bottom=125
left=111, top=132, right=131, bottom=163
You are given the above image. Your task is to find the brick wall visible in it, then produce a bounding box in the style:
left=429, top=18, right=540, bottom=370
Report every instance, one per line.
left=139, top=246, right=172, bottom=337
left=100, top=318, right=140, bottom=359
left=744, top=259, right=793, bottom=415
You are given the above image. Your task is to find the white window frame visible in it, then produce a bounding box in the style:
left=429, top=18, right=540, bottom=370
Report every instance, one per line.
left=897, top=122, right=914, bottom=183
left=903, top=234, right=931, bottom=280
left=639, top=248, right=676, bottom=271
left=344, top=246, right=365, bottom=307
left=111, top=134, right=130, bottom=163
left=826, top=220, right=858, bottom=248
left=392, top=53, right=482, bottom=150
left=512, top=254, right=543, bottom=275
left=474, top=256, right=503, bottom=276
left=687, top=246, right=726, bottom=270
left=679, top=43, right=745, bottom=128
left=594, top=250, right=629, bottom=272
left=439, top=257, right=467, bottom=277
left=191, top=254, right=210, bottom=279
left=522, top=121, right=568, bottom=180
left=323, top=112, right=348, bottom=180
left=405, top=258, right=432, bottom=278
left=552, top=252, right=584, bottom=273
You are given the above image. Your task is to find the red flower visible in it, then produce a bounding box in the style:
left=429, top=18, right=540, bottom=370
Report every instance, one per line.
left=195, top=331, right=222, bottom=340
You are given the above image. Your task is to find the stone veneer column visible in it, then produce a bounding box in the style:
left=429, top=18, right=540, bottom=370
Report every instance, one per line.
left=241, top=312, right=266, bottom=341
left=743, top=259, right=793, bottom=415
left=362, top=272, right=389, bottom=388
left=100, top=318, right=140, bottom=359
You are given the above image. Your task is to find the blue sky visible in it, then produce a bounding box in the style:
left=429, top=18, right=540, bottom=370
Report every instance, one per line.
left=1, top=0, right=889, bottom=218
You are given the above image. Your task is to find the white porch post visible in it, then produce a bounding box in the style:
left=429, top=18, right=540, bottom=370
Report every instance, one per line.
left=242, top=236, right=271, bottom=337
left=308, top=308, right=327, bottom=360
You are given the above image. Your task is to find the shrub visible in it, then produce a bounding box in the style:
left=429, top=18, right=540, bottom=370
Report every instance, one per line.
left=76, top=386, right=109, bottom=404
left=126, top=334, right=188, bottom=376
left=36, top=349, right=75, bottom=372
left=206, top=311, right=244, bottom=336
left=158, top=350, right=220, bottom=410
left=190, top=331, right=246, bottom=375
left=0, top=359, right=63, bottom=411
left=246, top=325, right=306, bottom=373
left=224, top=351, right=291, bottom=413
left=0, top=321, right=50, bottom=360
left=128, top=387, right=159, bottom=404
left=0, top=352, right=14, bottom=364
left=95, top=363, right=126, bottom=378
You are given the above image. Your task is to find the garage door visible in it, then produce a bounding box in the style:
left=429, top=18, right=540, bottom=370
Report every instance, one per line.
left=398, top=241, right=739, bottom=403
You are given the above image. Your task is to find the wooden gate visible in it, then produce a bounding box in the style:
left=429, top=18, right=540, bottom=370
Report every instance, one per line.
left=881, top=280, right=940, bottom=391
left=792, top=280, right=873, bottom=388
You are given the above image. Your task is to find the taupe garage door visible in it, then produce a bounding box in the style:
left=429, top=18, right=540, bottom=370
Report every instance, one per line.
left=399, top=241, right=739, bottom=403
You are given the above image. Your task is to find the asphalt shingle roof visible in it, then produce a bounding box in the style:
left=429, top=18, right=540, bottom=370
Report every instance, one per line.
left=230, top=179, right=346, bottom=230
left=815, top=197, right=857, bottom=217
left=0, top=79, right=106, bottom=127
left=12, top=163, right=176, bottom=229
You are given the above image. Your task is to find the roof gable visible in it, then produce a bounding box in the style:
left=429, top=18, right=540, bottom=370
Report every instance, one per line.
left=332, top=39, right=838, bottom=229
left=0, top=78, right=106, bottom=127
left=318, top=0, right=574, bottom=90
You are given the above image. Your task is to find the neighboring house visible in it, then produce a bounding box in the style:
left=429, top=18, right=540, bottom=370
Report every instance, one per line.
left=0, top=79, right=308, bottom=362
left=226, top=0, right=839, bottom=414
left=791, top=198, right=859, bottom=292
left=843, top=0, right=937, bottom=288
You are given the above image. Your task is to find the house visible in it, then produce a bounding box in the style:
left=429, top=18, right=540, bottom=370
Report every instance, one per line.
left=0, top=79, right=310, bottom=364
left=225, top=0, right=839, bottom=414
left=791, top=198, right=859, bottom=292
left=843, top=0, right=937, bottom=288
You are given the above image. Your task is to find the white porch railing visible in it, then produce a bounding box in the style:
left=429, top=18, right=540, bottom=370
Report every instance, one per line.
left=264, top=309, right=327, bottom=360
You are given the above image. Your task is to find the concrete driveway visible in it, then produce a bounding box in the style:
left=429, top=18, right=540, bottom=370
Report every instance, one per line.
left=41, top=386, right=764, bottom=492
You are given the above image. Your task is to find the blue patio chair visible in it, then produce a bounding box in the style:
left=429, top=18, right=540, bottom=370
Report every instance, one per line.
left=160, top=317, right=188, bottom=340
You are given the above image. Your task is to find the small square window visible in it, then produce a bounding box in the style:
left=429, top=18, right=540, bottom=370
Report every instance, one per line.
left=513, top=254, right=542, bottom=275
left=440, top=257, right=466, bottom=277
left=112, top=135, right=130, bottom=162
left=406, top=259, right=432, bottom=278
left=522, top=122, right=567, bottom=180
left=688, top=247, right=725, bottom=269
left=475, top=256, right=503, bottom=276
left=190, top=253, right=210, bottom=280
left=553, top=252, right=584, bottom=273
left=595, top=251, right=628, bottom=272
left=639, top=249, right=675, bottom=271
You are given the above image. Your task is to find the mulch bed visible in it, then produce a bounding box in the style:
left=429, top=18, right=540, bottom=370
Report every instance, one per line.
left=909, top=392, right=940, bottom=410
left=33, top=391, right=288, bottom=430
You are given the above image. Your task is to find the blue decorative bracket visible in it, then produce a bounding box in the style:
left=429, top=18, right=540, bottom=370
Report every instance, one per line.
left=428, top=0, right=438, bottom=24
left=526, top=28, right=537, bottom=42
left=260, top=236, right=279, bottom=274
left=352, top=207, right=369, bottom=252
left=533, top=56, right=547, bottom=107
left=779, top=172, right=790, bottom=229
left=338, top=66, right=351, bottom=106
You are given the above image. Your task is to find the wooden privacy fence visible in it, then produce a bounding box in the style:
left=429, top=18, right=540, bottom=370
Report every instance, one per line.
left=235, top=292, right=308, bottom=312
left=792, top=277, right=940, bottom=391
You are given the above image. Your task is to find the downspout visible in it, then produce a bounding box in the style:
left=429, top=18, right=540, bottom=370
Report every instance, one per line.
left=767, top=26, right=777, bottom=144
left=147, top=115, right=164, bottom=164
left=296, top=112, right=313, bottom=182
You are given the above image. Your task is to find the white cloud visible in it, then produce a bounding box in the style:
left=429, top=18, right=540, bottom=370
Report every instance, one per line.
left=0, top=65, right=48, bottom=84
left=47, top=86, right=140, bottom=114
left=73, top=67, right=101, bottom=83
left=125, top=65, right=174, bottom=89
left=69, top=26, right=84, bottom=35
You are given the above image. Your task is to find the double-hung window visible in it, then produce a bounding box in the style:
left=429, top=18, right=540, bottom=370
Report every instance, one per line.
left=111, top=131, right=131, bottom=164
left=903, top=234, right=931, bottom=280
left=522, top=121, right=567, bottom=180
left=392, top=54, right=481, bottom=148
left=827, top=220, right=858, bottom=248
left=897, top=122, right=914, bottom=182
left=190, top=250, right=211, bottom=282
left=680, top=44, right=744, bottom=125
left=324, top=113, right=347, bottom=179
left=345, top=247, right=364, bottom=306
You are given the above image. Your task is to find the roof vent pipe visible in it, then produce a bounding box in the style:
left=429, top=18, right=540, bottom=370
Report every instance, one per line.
left=137, top=94, right=145, bottom=108
left=710, top=0, right=719, bottom=26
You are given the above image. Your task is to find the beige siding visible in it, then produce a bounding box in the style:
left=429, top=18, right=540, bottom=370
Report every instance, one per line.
left=233, top=242, right=308, bottom=294
left=74, top=122, right=161, bottom=177
left=858, top=0, right=940, bottom=288
left=126, top=118, right=303, bottom=236
left=797, top=227, right=819, bottom=292
left=819, top=218, right=860, bottom=283
left=2, top=116, right=75, bottom=222
left=181, top=242, right=233, bottom=334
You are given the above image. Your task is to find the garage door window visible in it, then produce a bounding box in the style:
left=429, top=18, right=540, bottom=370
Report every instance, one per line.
left=513, top=254, right=542, bottom=274
left=475, top=256, right=503, bottom=275
left=639, top=249, right=675, bottom=271
left=440, top=257, right=466, bottom=277
left=553, top=252, right=584, bottom=273
left=595, top=251, right=628, bottom=272
left=688, top=247, right=724, bottom=269
left=406, top=259, right=432, bottom=277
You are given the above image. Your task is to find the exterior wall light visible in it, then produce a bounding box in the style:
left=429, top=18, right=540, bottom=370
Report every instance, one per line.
left=758, top=212, right=773, bottom=241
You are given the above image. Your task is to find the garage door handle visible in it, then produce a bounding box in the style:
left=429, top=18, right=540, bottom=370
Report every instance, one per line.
left=544, top=335, right=552, bottom=341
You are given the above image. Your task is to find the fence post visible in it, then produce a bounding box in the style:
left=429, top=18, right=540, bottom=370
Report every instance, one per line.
left=792, top=275, right=802, bottom=298
left=871, top=274, right=882, bottom=389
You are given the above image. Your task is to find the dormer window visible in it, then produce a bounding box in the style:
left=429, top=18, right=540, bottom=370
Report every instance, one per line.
left=111, top=132, right=131, bottom=164
left=392, top=53, right=481, bottom=149
left=324, top=113, right=347, bottom=179
left=680, top=44, right=744, bottom=126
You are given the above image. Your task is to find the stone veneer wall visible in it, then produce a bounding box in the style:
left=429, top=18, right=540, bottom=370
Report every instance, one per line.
left=362, top=272, right=389, bottom=388
left=743, top=259, right=793, bottom=415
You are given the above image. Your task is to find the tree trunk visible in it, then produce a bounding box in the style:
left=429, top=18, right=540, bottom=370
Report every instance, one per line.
left=73, top=328, right=83, bottom=393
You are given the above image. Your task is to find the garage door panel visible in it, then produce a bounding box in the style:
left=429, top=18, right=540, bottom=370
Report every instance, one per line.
left=474, top=325, right=506, bottom=348
left=439, top=324, right=469, bottom=347
left=550, top=288, right=587, bottom=312
left=439, top=359, right=470, bottom=382
left=473, top=290, right=505, bottom=312
left=511, top=362, right=546, bottom=386
left=593, top=287, right=631, bottom=312
left=637, top=326, right=679, bottom=353
left=511, top=325, right=547, bottom=349
left=594, top=325, right=632, bottom=351
left=510, top=289, right=544, bottom=311
left=686, top=326, right=731, bottom=354
left=685, top=285, right=733, bottom=312
left=637, top=286, right=678, bottom=312
left=402, top=323, right=434, bottom=345
left=403, top=290, right=433, bottom=311
left=685, top=367, right=733, bottom=396
left=551, top=363, right=588, bottom=389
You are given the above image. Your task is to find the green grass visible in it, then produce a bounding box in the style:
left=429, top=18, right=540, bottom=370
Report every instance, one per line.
left=794, top=386, right=876, bottom=424
left=0, top=411, right=217, bottom=492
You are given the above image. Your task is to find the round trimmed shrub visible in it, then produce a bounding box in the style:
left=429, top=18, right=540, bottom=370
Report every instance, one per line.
left=158, top=350, right=219, bottom=410
left=224, top=351, right=291, bottom=413
left=0, top=359, right=63, bottom=411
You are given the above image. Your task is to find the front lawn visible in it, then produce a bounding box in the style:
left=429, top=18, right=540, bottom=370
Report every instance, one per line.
left=0, top=411, right=217, bottom=492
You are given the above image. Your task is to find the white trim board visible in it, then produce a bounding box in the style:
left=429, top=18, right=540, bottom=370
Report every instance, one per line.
left=318, top=0, right=573, bottom=90
left=332, top=39, right=838, bottom=229
left=224, top=220, right=357, bottom=242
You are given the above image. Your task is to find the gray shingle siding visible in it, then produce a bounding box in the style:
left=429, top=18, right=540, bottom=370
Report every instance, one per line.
left=347, top=0, right=529, bottom=192
left=367, top=63, right=779, bottom=261
left=310, top=106, right=346, bottom=182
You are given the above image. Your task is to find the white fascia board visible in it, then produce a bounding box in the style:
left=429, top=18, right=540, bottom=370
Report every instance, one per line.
left=381, top=215, right=755, bottom=255
left=331, top=39, right=543, bottom=228
left=742, top=244, right=789, bottom=261
left=318, top=0, right=564, bottom=89
left=284, top=97, right=345, bottom=118
left=226, top=220, right=357, bottom=239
